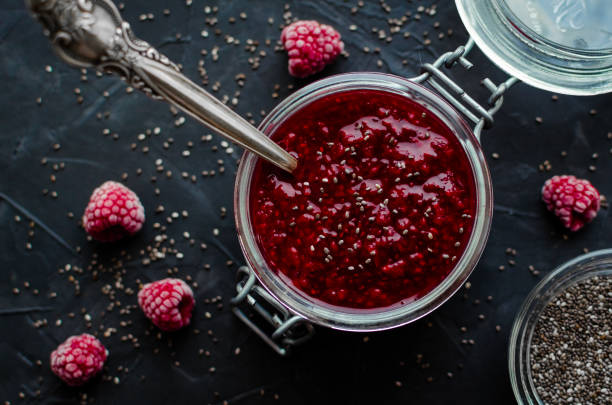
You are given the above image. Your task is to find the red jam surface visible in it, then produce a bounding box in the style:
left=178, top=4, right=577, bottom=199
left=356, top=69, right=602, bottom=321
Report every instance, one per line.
left=250, top=89, right=476, bottom=309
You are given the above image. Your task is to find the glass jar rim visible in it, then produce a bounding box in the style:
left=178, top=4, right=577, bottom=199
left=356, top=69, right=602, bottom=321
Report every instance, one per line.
left=496, top=0, right=612, bottom=55
left=456, top=0, right=612, bottom=95
left=234, top=72, right=493, bottom=331
left=508, top=248, right=612, bottom=404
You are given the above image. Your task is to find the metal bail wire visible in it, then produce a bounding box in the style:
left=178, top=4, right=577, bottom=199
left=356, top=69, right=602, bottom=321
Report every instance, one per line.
left=231, top=266, right=315, bottom=356
left=411, top=38, right=519, bottom=139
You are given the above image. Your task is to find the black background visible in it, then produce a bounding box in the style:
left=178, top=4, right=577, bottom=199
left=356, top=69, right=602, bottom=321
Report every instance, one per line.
left=1, top=1, right=611, bottom=404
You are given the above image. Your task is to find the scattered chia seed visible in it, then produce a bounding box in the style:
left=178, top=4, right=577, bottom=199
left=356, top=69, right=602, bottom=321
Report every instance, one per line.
left=530, top=276, right=611, bottom=404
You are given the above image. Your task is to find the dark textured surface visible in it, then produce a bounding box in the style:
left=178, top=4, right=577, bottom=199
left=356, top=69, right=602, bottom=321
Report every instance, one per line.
left=1, top=1, right=611, bottom=404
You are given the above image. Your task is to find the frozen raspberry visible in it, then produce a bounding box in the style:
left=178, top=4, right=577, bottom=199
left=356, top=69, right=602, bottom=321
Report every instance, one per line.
left=50, top=334, right=108, bottom=386
left=541, top=175, right=601, bottom=231
left=138, top=278, right=195, bottom=331
left=281, top=20, right=344, bottom=78
left=82, top=181, right=145, bottom=242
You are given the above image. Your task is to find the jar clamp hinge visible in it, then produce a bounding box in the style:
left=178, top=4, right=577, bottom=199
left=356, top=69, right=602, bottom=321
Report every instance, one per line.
left=231, top=266, right=315, bottom=356
left=411, top=37, right=519, bottom=139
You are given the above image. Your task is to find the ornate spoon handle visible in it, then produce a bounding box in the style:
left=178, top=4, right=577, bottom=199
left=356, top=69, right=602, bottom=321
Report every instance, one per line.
left=26, top=0, right=298, bottom=173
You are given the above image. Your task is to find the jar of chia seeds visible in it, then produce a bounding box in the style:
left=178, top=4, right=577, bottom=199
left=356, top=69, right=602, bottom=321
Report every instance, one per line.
left=509, top=249, right=612, bottom=404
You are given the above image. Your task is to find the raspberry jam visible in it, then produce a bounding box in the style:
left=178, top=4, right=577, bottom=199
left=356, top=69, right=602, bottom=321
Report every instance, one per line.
left=250, top=89, right=476, bottom=309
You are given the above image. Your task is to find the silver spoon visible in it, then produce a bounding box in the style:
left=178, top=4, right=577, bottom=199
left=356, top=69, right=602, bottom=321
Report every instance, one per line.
left=25, top=0, right=298, bottom=173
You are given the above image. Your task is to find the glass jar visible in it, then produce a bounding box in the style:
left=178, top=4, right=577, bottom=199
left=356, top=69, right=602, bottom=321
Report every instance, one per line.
left=234, top=72, right=493, bottom=332
left=508, top=249, right=612, bottom=404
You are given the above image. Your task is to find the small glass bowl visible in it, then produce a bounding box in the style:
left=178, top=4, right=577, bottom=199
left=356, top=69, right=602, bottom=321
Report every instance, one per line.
left=234, top=72, right=493, bottom=332
left=509, top=248, right=612, bottom=404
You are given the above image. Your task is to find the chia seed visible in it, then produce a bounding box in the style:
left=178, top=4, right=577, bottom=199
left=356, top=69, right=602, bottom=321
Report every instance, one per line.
left=529, top=275, right=611, bottom=404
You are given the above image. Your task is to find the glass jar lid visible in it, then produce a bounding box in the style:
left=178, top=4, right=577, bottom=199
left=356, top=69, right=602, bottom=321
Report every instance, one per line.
left=455, top=0, right=612, bottom=95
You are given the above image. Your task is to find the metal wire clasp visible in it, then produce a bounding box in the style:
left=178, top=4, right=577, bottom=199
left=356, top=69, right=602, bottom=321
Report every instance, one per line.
left=231, top=266, right=315, bottom=356
left=411, top=38, right=519, bottom=139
